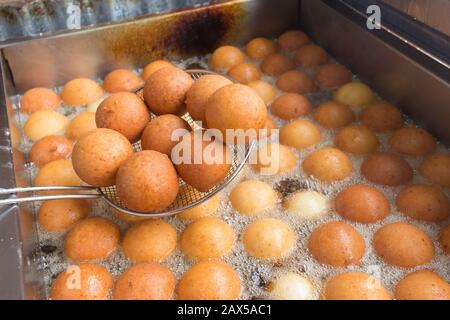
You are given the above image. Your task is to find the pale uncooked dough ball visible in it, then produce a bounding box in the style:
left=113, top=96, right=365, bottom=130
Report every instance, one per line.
left=283, top=190, right=330, bottom=220
left=334, top=82, right=376, bottom=108
left=24, top=110, right=69, bottom=141
left=86, top=94, right=109, bottom=113
left=229, top=180, right=278, bottom=215
left=268, top=272, right=316, bottom=300
left=252, top=143, right=297, bottom=176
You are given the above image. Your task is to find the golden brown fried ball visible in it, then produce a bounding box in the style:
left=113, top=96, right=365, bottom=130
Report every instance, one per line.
left=361, top=152, right=413, bottom=186
left=227, top=62, right=261, bottom=84
left=64, top=217, right=120, bottom=261
left=34, top=159, right=82, bottom=188
left=314, top=101, right=354, bottom=129
left=271, top=93, right=312, bottom=120
left=439, top=224, right=450, bottom=255
left=177, top=193, right=221, bottom=220
left=394, top=270, right=450, bottom=300
left=143, top=67, right=194, bottom=115
left=20, top=87, right=61, bottom=114
left=185, top=74, right=232, bottom=123
left=38, top=199, right=90, bottom=232
left=141, top=114, right=190, bottom=156
left=29, top=135, right=73, bottom=167
left=247, top=80, right=277, bottom=104
left=66, top=112, right=97, bottom=141
left=50, top=264, right=113, bottom=300
left=280, top=119, right=321, bottom=150
left=178, top=260, right=241, bottom=300
left=260, top=53, right=295, bottom=76
left=334, top=82, right=376, bottom=108
left=360, top=102, right=404, bottom=132
left=396, top=184, right=450, bottom=223
left=302, top=147, right=353, bottom=182
left=24, top=110, right=69, bottom=141
left=257, top=116, right=278, bottom=140
left=335, top=184, right=390, bottom=224
left=373, top=222, right=435, bottom=268
left=60, top=78, right=103, bottom=106
left=389, top=127, right=437, bottom=156
left=96, top=92, right=150, bottom=142
left=72, top=128, right=133, bottom=187
left=294, top=44, right=328, bottom=67
left=323, top=272, right=391, bottom=300
left=243, top=218, right=296, bottom=261
left=334, top=124, right=379, bottom=155
left=252, top=143, right=297, bottom=176
left=276, top=70, right=315, bottom=94
left=315, top=64, right=352, bottom=89
left=277, top=30, right=310, bottom=51
left=103, top=69, right=143, bottom=93
left=113, top=262, right=176, bottom=300
left=116, top=150, right=179, bottom=212
left=245, top=37, right=278, bottom=60
left=180, top=217, right=234, bottom=260
left=229, top=180, right=278, bottom=215
left=419, top=153, right=450, bottom=188
left=209, top=46, right=245, bottom=71
left=308, top=221, right=365, bottom=267
left=141, top=60, right=174, bottom=81
left=122, top=220, right=177, bottom=262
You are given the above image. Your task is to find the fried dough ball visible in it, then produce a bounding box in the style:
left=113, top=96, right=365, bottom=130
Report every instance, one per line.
left=419, top=153, right=450, bottom=188
left=96, top=92, right=150, bottom=142
left=252, top=143, right=297, bottom=176
left=360, top=102, right=404, bottom=132
left=283, top=190, right=330, bottom=220
left=29, top=135, right=73, bottom=167
left=271, top=93, right=312, bottom=120
left=177, top=193, right=221, bottom=220
left=103, top=69, right=143, bottom=93
left=373, top=222, right=435, bottom=268
left=20, top=87, right=61, bottom=114
left=205, top=84, right=267, bottom=142
left=178, top=261, right=241, bottom=300
left=50, top=264, right=113, bottom=300
left=245, top=37, right=278, bottom=60
left=143, top=67, right=194, bottom=115
left=308, top=221, right=365, bottom=267
left=316, top=64, right=352, bottom=89
left=395, top=270, right=450, bottom=300
left=334, top=82, right=375, bottom=108
left=180, top=217, right=234, bottom=260
left=227, top=62, right=261, bottom=84
left=276, top=70, right=315, bottom=94
left=141, top=60, right=174, bottom=81
left=439, top=225, right=450, bottom=255
left=64, top=217, right=120, bottom=261
left=335, top=184, right=389, bottom=224
left=323, top=272, right=391, bottom=300
left=361, top=152, right=413, bottom=186
left=247, top=80, right=277, bottom=104
left=389, top=127, right=437, bottom=156
left=314, top=101, right=354, bottom=129
left=261, top=53, right=295, bottom=76
left=24, top=110, right=69, bottom=141
left=229, top=180, right=278, bottom=215
left=396, top=184, right=450, bottom=223
left=209, top=45, right=245, bottom=71
left=334, top=124, right=379, bottom=155
left=141, top=114, right=190, bottom=156
left=303, top=147, right=353, bottom=182
left=72, top=128, right=133, bottom=187
left=116, top=150, right=179, bottom=212
left=66, top=112, right=97, bottom=140
left=122, top=220, right=177, bottom=262
left=243, top=218, right=296, bottom=260
left=277, top=30, right=310, bottom=51
left=113, top=262, right=176, bottom=300
left=38, top=199, right=90, bottom=232
left=174, top=131, right=231, bottom=192
left=268, top=272, right=316, bottom=300
left=34, top=159, right=82, bottom=188
left=185, top=74, right=232, bottom=123
left=257, top=116, right=277, bottom=140
left=294, top=44, right=328, bottom=67
left=60, top=78, right=103, bottom=106
left=280, top=119, right=321, bottom=150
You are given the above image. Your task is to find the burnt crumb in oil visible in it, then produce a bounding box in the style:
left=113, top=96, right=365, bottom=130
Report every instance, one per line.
left=41, top=244, right=57, bottom=254
left=275, top=179, right=308, bottom=197
left=186, top=62, right=204, bottom=69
